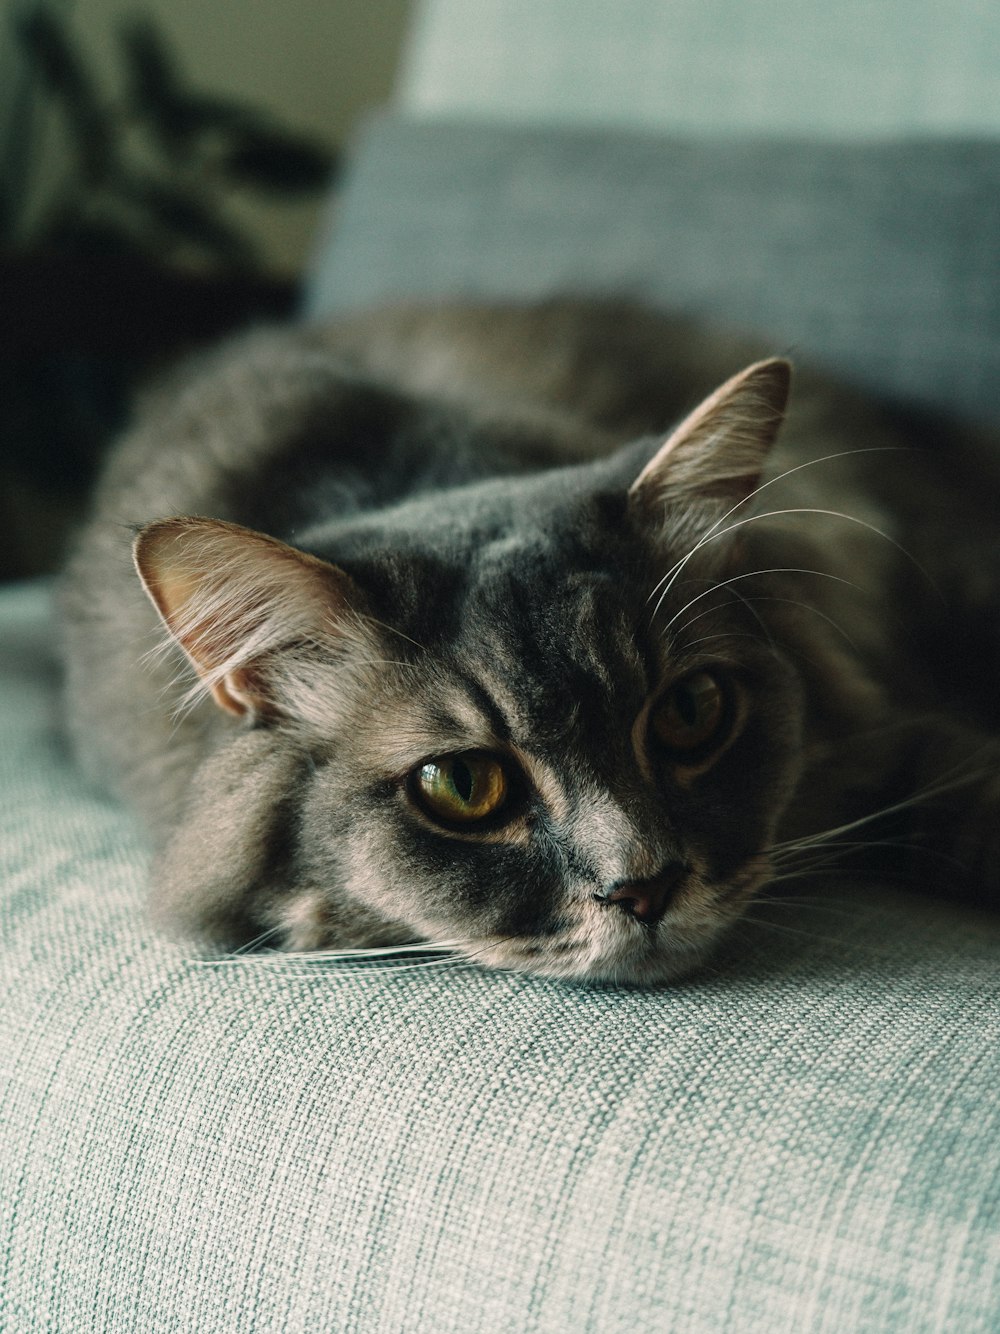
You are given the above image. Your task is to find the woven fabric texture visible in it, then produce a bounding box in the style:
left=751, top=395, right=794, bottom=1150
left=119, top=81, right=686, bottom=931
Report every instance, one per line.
left=3, top=583, right=1000, bottom=1331
left=307, top=118, right=1000, bottom=431
left=400, top=0, right=1000, bottom=137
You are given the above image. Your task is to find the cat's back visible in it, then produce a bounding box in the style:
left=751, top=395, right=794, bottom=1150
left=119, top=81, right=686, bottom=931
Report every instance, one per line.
left=56, top=296, right=915, bottom=829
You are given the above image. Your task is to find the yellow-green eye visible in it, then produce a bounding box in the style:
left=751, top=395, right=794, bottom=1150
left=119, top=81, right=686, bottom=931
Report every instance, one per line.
left=413, top=752, right=510, bottom=825
left=651, top=670, right=728, bottom=755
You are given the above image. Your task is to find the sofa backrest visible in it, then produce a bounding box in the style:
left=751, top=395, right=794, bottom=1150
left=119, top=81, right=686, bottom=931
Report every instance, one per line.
left=398, top=0, right=1000, bottom=136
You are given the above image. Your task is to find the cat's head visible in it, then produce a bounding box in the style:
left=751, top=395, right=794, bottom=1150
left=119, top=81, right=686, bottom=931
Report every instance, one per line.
left=135, top=358, right=805, bottom=984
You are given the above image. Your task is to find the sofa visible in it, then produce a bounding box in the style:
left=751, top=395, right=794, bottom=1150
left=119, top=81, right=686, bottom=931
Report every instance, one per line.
left=4, top=2, right=1000, bottom=1330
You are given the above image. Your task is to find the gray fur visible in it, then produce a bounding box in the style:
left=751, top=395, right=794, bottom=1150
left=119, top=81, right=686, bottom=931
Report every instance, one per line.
left=60, top=299, right=1000, bottom=983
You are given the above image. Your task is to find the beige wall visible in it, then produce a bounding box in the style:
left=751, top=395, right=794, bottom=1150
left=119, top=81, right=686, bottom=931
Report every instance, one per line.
left=68, top=0, right=414, bottom=272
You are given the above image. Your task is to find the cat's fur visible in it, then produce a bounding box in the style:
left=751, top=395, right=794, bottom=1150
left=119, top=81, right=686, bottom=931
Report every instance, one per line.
left=60, top=299, right=1000, bottom=983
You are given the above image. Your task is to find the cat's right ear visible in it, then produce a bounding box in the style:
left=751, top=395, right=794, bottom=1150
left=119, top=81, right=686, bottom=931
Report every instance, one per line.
left=134, top=516, right=372, bottom=722
left=628, top=357, right=791, bottom=536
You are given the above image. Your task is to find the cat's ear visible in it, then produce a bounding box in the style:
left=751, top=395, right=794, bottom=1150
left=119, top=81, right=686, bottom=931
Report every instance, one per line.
left=134, top=516, right=368, bottom=720
left=629, top=358, right=791, bottom=525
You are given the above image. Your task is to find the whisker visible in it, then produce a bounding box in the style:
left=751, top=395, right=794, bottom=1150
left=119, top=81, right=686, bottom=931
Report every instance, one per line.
left=770, top=832, right=930, bottom=860
left=222, top=956, right=483, bottom=981
left=646, top=446, right=915, bottom=610
left=765, top=741, right=996, bottom=895
left=193, top=938, right=465, bottom=967
left=279, top=939, right=465, bottom=962
left=737, top=914, right=845, bottom=948
left=713, top=507, right=932, bottom=599
left=654, top=565, right=859, bottom=633
left=676, top=631, right=767, bottom=651
left=773, top=835, right=916, bottom=861
left=674, top=590, right=859, bottom=656
left=770, top=769, right=983, bottom=858
left=708, top=584, right=777, bottom=652
left=748, top=894, right=859, bottom=917
left=665, top=581, right=780, bottom=657
left=232, top=926, right=286, bottom=954
left=356, top=613, right=430, bottom=654
left=765, top=866, right=918, bottom=889
left=189, top=934, right=527, bottom=979
left=287, top=936, right=514, bottom=978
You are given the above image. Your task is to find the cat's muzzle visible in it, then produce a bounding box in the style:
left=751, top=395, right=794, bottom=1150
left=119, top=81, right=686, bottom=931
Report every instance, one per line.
left=593, top=863, right=687, bottom=927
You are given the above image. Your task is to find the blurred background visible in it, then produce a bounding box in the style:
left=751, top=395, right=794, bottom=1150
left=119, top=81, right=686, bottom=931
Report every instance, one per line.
left=4, top=0, right=997, bottom=582
left=1, top=0, right=413, bottom=579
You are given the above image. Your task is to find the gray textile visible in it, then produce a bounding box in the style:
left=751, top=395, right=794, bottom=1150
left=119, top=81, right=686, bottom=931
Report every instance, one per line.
left=8, top=91, right=1000, bottom=1327
left=3, top=581, right=1000, bottom=1332
left=307, top=117, right=1000, bottom=428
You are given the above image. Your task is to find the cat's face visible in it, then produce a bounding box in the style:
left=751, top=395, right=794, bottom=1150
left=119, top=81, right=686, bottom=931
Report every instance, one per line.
left=137, top=358, right=803, bottom=983
left=290, top=526, right=805, bottom=983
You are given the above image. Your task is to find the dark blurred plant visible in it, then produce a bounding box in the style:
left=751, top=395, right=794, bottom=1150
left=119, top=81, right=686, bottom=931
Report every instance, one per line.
left=0, top=5, right=330, bottom=578
left=5, top=5, right=337, bottom=271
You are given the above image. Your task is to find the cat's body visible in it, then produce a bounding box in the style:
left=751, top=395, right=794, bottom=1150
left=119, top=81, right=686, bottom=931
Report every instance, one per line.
left=61, top=299, right=1000, bottom=983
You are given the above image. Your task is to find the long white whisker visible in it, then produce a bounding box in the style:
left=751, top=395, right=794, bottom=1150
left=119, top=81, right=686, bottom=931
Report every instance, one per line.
left=771, top=836, right=926, bottom=863
left=675, top=591, right=859, bottom=654
left=231, top=926, right=286, bottom=955
left=281, top=939, right=465, bottom=961
left=697, top=507, right=930, bottom=600
left=213, top=955, right=482, bottom=980
left=676, top=631, right=766, bottom=651
left=645, top=446, right=912, bottom=609
left=769, top=765, right=987, bottom=858
left=193, top=938, right=468, bottom=967
left=194, top=930, right=551, bottom=977
left=655, top=566, right=859, bottom=634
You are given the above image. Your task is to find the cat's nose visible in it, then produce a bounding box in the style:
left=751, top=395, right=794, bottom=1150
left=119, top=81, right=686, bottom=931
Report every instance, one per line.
left=596, top=864, right=686, bottom=926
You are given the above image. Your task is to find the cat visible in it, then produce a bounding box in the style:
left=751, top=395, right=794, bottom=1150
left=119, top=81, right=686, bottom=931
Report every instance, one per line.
left=59, top=298, right=1000, bottom=984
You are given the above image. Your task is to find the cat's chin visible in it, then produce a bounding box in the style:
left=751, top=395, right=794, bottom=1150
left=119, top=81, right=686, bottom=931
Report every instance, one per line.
left=446, top=870, right=767, bottom=986
left=453, top=924, right=723, bottom=988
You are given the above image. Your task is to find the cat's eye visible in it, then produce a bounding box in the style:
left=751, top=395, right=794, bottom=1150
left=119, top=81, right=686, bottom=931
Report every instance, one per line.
left=651, top=670, right=729, bottom=757
left=413, top=751, right=510, bottom=825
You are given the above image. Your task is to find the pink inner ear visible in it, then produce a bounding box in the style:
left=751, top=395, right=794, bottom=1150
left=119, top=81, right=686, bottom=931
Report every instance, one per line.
left=208, top=667, right=260, bottom=718
left=630, top=357, right=792, bottom=505
left=133, top=515, right=361, bottom=718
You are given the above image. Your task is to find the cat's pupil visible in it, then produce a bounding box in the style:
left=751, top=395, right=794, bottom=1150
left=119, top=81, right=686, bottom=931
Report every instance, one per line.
left=650, top=670, right=727, bottom=755
left=676, top=687, right=699, bottom=726
left=451, top=760, right=475, bottom=803
left=412, top=752, right=511, bottom=825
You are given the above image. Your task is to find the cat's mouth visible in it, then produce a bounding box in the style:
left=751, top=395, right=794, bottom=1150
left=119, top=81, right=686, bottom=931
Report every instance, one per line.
left=454, top=855, right=773, bottom=985
left=459, top=926, right=710, bottom=986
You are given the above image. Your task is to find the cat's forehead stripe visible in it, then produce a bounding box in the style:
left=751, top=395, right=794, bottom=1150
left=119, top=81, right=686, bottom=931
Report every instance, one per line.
left=433, top=678, right=507, bottom=742
left=461, top=661, right=528, bottom=740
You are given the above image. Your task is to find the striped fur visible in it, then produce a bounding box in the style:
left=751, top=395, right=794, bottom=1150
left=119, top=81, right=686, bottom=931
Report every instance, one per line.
left=60, top=299, right=1000, bottom=982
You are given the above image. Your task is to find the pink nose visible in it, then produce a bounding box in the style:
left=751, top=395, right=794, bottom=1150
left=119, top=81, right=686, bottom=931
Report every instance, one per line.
left=599, top=865, right=685, bottom=926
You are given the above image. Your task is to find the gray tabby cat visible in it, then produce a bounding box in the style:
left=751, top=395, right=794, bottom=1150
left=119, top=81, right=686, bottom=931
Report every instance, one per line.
left=60, top=299, right=1000, bottom=983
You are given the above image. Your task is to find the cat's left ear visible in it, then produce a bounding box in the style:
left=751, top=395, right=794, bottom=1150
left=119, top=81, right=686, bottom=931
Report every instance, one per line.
left=628, top=358, right=791, bottom=528
left=134, top=515, right=372, bottom=722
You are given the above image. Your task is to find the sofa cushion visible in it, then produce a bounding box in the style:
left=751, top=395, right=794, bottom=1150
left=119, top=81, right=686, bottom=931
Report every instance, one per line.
left=4, top=580, right=1000, bottom=1331
left=9, top=89, right=1000, bottom=1328
left=307, top=117, right=1000, bottom=429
